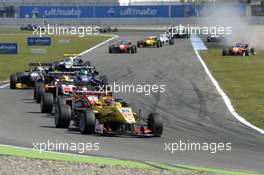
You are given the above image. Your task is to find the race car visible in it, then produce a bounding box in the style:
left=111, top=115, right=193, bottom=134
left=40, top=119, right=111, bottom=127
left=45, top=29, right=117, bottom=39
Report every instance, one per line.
left=54, top=90, right=164, bottom=137
left=166, top=26, right=190, bottom=39
left=207, top=35, right=226, bottom=42
left=137, top=36, right=162, bottom=48
left=52, top=54, right=91, bottom=71
left=159, top=34, right=174, bottom=45
left=35, top=73, right=75, bottom=103
left=74, top=68, right=107, bottom=88
left=109, top=40, right=137, bottom=54
left=10, top=63, right=52, bottom=89
left=98, top=25, right=118, bottom=33
left=40, top=71, right=108, bottom=113
left=20, top=24, right=39, bottom=31
left=222, top=43, right=256, bottom=56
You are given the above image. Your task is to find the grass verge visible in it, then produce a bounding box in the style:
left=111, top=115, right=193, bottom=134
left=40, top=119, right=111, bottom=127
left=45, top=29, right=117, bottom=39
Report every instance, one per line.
left=0, top=30, right=110, bottom=80
left=200, top=49, right=264, bottom=130
left=0, top=144, right=263, bottom=175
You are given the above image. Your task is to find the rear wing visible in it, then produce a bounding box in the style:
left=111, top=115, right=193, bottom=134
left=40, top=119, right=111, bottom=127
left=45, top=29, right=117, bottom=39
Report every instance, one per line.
left=28, top=63, right=53, bottom=67
left=69, top=65, right=95, bottom=70
left=73, top=90, right=112, bottom=97
left=47, top=71, right=76, bottom=76
left=63, top=53, right=81, bottom=58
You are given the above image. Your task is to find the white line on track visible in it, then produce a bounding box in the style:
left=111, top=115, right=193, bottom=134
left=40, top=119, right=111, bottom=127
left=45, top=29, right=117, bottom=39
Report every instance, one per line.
left=0, top=83, right=9, bottom=89
left=194, top=49, right=264, bottom=135
left=0, top=34, right=119, bottom=89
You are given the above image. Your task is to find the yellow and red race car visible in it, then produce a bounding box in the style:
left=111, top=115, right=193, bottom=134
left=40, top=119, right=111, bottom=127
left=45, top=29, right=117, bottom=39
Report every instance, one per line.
left=54, top=90, right=164, bottom=137
left=223, top=43, right=256, bottom=56
left=137, top=36, right=162, bottom=48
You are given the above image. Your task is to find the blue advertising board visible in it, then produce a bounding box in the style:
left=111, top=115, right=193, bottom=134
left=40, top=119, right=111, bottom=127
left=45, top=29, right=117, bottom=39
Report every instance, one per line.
left=171, top=4, right=246, bottom=17
left=27, top=37, right=51, bottom=46
left=171, top=5, right=204, bottom=17
left=0, top=43, right=18, bottom=54
left=19, top=6, right=93, bottom=18
left=95, top=6, right=169, bottom=17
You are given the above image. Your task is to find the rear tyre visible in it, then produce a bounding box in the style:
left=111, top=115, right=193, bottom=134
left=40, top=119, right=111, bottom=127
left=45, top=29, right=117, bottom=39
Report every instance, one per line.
left=137, top=42, right=142, bottom=48
left=131, top=46, right=136, bottom=54
left=16, top=72, right=23, bottom=83
left=250, top=48, right=256, bottom=55
left=244, top=50, right=249, bottom=56
left=10, top=74, right=17, bottom=89
left=79, top=109, right=95, bottom=134
left=100, top=75, right=108, bottom=86
left=55, top=104, right=71, bottom=128
left=148, top=113, right=163, bottom=137
left=41, top=92, right=54, bottom=113
left=34, top=84, right=37, bottom=100
left=222, top=48, right=228, bottom=56
left=169, top=38, right=174, bottom=45
left=36, top=82, right=45, bottom=103
left=57, top=96, right=66, bottom=106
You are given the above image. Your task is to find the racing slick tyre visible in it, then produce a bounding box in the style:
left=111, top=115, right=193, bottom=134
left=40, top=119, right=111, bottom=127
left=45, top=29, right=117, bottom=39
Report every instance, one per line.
left=147, top=113, right=163, bottom=137
left=222, top=48, right=229, bottom=56
left=56, top=96, right=66, bottom=106
left=36, top=82, right=45, bottom=103
left=79, top=109, right=95, bottom=134
left=55, top=104, right=71, bottom=128
left=169, top=38, right=174, bottom=45
left=250, top=48, right=256, bottom=55
left=34, top=84, right=36, bottom=100
left=244, top=50, right=249, bottom=56
left=16, top=72, right=24, bottom=83
left=137, top=42, right=143, bottom=48
left=41, top=92, right=54, bottom=113
left=131, top=46, right=137, bottom=54
left=157, top=41, right=162, bottom=48
left=100, top=75, right=108, bottom=86
left=10, top=74, right=17, bottom=89
left=109, top=46, right=113, bottom=53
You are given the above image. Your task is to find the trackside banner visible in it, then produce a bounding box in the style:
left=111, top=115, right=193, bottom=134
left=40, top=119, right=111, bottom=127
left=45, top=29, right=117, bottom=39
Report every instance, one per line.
left=19, top=6, right=93, bottom=18
left=27, top=37, right=51, bottom=46
left=0, top=43, right=18, bottom=54
left=19, top=5, right=246, bottom=18
left=95, top=6, right=169, bottom=17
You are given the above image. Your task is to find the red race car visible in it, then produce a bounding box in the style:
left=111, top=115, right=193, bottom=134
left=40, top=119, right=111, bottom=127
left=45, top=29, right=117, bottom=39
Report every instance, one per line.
left=109, top=40, right=137, bottom=54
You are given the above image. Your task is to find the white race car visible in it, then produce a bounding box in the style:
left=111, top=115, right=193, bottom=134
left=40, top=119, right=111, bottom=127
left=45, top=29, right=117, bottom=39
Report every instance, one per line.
left=159, top=34, right=174, bottom=45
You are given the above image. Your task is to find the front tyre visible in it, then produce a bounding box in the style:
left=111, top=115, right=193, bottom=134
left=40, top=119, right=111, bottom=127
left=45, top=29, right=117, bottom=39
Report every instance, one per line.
left=79, top=109, right=95, bottom=134
left=36, top=82, right=45, bottom=103
left=10, top=74, right=17, bottom=89
left=41, top=92, right=54, bottom=113
left=55, top=104, right=71, bottom=128
left=148, top=113, right=163, bottom=137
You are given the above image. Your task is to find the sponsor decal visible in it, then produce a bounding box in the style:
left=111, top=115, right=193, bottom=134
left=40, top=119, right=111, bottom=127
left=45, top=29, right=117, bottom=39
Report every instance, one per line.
left=0, top=43, right=18, bottom=54
left=28, top=37, right=51, bottom=46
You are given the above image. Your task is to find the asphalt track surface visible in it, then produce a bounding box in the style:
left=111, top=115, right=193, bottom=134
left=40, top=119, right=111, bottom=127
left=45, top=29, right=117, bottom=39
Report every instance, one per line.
left=0, top=31, right=264, bottom=172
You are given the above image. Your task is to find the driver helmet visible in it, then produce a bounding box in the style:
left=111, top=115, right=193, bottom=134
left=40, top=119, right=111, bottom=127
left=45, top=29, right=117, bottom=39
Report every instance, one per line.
left=81, top=69, right=88, bottom=75
left=61, top=75, right=70, bottom=82
left=69, top=57, right=74, bottom=62
left=105, top=96, right=114, bottom=106
left=36, top=66, right=43, bottom=71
